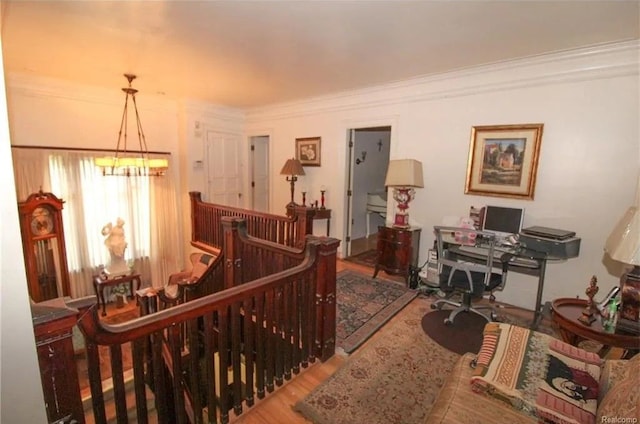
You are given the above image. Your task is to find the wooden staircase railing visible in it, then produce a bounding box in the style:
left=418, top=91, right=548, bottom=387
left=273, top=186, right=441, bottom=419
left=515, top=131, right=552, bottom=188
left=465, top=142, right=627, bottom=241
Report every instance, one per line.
left=77, top=217, right=340, bottom=424
left=189, top=191, right=316, bottom=253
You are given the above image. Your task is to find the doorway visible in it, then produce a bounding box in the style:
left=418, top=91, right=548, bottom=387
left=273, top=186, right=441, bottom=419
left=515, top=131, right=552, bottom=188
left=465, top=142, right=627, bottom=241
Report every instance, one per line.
left=249, top=135, right=270, bottom=212
left=344, top=126, right=391, bottom=258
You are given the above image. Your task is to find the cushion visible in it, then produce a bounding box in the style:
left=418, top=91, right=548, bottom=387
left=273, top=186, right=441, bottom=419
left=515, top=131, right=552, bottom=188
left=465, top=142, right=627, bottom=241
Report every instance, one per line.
left=190, top=253, right=214, bottom=279
left=471, top=323, right=602, bottom=424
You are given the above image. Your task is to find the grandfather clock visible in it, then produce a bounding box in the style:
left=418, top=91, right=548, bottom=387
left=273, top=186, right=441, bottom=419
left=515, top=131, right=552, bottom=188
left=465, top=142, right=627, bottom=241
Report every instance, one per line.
left=18, top=190, right=71, bottom=302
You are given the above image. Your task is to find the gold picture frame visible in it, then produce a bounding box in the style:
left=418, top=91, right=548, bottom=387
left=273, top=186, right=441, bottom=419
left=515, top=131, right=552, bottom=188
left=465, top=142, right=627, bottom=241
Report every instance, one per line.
left=465, top=123, right=544, bottom=200
left=295, top=137, right=321, bottom=167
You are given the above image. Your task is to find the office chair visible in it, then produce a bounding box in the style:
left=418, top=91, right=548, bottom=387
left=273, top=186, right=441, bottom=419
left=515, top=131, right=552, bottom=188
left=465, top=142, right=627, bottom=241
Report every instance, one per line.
left=431, top=226, right=510, bottom=325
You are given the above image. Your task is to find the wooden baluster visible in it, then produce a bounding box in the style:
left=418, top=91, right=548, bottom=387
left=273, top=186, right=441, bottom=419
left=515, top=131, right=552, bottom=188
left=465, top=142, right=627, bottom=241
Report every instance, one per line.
left=243, top=296, right=255, bottom=406
left=109, top=344, right=128, bottom=422
left=254, top=293, right=266, bottom=399
left=132, top=338, right=149, bottom=424
left=217, top=307, right=230, bottom=424
left=203, top=313, right=218, bottom=424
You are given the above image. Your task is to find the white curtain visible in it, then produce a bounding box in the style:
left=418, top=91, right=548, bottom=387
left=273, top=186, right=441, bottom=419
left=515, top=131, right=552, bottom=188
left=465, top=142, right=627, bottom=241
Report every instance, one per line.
left=12, top=148, right=183, bottom=297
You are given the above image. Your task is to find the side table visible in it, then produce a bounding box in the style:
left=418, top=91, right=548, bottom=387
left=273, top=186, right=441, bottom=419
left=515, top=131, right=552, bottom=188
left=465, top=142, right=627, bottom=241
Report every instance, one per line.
left=551, top=297, right=640, bottom=358
left=373, top=225, right=421, bottom=286
left=93, top=273, right=142, bottom=316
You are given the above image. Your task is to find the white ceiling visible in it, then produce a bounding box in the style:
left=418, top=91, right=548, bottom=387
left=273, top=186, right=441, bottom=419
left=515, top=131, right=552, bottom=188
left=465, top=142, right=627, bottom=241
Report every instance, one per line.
left=2, top=1, right=639, bottom=109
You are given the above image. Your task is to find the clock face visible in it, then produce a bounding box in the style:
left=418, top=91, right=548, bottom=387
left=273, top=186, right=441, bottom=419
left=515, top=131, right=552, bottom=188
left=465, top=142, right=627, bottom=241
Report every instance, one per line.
left=31, top=207, right=54, bottom=236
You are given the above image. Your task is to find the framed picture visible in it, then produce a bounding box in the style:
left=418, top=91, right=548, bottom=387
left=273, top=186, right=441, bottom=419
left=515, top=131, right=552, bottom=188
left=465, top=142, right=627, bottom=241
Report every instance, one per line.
left=295, top=137, right=321, bottom=167
left=465, top=123, right=544, bottom=200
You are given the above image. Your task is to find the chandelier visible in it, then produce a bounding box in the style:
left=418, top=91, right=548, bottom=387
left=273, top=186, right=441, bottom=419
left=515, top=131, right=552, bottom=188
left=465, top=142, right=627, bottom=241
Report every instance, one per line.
left=95, top=74, right=168, bottom=176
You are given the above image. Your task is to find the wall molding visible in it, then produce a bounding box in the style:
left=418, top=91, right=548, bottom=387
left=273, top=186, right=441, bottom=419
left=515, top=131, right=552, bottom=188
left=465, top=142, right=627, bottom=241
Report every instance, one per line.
left=247, top=40, right=639, bottom=121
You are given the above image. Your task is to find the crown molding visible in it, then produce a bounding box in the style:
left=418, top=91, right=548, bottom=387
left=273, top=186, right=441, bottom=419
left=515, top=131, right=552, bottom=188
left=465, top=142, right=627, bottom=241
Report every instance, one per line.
left=247, top=40, right=639, bottom=122
left=6, top=73, right=178, bottom=113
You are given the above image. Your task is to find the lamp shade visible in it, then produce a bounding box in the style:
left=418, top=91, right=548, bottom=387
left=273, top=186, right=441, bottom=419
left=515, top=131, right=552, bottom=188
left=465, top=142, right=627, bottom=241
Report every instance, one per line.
left=280, top=158, right=305, bottom=176
left=605, top=175, right=640, bottom=265
left=385, top=159, right=424, bottom=188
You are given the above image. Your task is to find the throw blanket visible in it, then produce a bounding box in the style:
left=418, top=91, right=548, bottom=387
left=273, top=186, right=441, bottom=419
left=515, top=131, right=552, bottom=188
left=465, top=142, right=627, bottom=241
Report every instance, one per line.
left=471, top=323, right=602, bottom=424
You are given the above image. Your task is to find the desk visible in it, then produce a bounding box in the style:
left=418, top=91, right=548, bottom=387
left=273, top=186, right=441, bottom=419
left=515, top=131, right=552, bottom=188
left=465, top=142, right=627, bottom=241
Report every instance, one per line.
left=449, top=245, right=548, bottom=329
left=93, top=273, right=142, bottom=316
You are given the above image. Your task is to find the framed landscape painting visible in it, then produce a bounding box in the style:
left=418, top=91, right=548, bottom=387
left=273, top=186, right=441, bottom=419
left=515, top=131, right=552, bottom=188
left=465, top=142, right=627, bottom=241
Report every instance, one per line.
left=465, top=123, right=544, bottom=200
left=296, top=137, right=321, bottom=167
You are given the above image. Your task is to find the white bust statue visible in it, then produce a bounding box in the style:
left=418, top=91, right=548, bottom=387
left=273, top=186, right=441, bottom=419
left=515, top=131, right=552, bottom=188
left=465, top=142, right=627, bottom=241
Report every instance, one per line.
left=101, top=217, right=130, bottom=277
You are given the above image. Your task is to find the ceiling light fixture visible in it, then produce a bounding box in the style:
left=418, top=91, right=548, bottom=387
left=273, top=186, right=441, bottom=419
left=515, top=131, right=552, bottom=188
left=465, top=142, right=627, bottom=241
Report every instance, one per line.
left=95, top=74, right=168, bottom=176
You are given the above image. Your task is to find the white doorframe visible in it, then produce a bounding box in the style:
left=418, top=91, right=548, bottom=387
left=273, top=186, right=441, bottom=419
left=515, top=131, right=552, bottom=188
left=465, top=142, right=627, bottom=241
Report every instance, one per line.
left=342, top=117, right=397, bottom=258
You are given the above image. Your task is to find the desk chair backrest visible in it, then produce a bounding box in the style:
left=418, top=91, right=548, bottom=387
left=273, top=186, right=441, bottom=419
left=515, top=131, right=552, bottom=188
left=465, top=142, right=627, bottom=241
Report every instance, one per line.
left=433, top=226, right=506, bottom=298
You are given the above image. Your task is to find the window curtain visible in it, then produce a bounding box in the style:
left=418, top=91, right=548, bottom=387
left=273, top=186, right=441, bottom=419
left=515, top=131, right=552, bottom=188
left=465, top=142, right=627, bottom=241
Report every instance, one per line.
left=12, top=148, right=183, bottom=297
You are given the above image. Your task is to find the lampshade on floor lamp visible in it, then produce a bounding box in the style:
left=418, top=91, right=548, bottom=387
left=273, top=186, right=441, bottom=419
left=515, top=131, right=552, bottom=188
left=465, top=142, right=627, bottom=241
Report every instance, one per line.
left=280, top=158, right=305, bottom=208
left=384, top=159, right=424, bottom=228
left=604, top=175, right=640, bottom=333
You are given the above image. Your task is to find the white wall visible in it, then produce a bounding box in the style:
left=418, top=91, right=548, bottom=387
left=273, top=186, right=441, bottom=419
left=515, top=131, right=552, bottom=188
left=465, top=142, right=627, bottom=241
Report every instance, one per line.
left=0, top=34, right=48, bottom=424
left=246, top=40, right=640, bottom=310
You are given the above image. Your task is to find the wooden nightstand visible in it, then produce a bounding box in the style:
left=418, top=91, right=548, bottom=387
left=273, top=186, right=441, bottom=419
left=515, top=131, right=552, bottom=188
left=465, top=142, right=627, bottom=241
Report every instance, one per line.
left=373, top=225, right=421, bottom=285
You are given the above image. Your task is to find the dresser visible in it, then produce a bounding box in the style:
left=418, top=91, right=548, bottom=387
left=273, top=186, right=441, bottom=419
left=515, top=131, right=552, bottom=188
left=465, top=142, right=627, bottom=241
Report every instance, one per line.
left=373, top=225, right=421, bottom=285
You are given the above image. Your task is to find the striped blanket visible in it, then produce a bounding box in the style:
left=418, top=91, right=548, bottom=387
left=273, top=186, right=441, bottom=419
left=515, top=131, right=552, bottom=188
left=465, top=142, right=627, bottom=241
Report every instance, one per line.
left=471, top=323, right=602, bottom=424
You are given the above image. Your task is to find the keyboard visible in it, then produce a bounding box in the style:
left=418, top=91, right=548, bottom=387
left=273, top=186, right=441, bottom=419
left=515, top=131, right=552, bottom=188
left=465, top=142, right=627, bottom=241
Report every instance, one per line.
left=457, top=245, right=513, bottom=259
left=456, top=245, right=539, bottom=268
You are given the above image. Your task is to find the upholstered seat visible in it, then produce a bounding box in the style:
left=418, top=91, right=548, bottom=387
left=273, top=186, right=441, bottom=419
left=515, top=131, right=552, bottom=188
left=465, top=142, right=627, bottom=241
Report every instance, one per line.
left=165, top=252, right=216, bottom=297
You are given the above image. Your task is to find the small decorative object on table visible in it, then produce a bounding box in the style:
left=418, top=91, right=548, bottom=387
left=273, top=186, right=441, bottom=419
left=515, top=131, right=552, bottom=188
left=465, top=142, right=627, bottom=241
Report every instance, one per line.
left=320, top=186, right=326, bottom=209
left=578, top=275, right=599, bottom=325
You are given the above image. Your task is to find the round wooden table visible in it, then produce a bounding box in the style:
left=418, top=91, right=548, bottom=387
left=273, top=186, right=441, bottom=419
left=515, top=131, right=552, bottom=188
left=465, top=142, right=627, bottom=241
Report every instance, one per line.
left=551, top=298, right=639, bottom=357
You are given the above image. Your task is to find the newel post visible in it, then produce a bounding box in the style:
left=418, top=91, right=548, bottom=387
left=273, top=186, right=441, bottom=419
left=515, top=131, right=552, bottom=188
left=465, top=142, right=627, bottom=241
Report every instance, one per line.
left=311, top=235, right=341, bottom=361
left=189, top=191, right=203, bottom=242
left=221, top=217, right=244, bottom=289
left=289, top=206, right=316, bottom=248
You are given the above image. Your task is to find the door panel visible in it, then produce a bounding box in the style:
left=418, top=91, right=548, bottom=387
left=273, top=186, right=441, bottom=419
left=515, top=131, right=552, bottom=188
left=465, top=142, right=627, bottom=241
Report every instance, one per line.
left=206, top=131, right=243, bottom=207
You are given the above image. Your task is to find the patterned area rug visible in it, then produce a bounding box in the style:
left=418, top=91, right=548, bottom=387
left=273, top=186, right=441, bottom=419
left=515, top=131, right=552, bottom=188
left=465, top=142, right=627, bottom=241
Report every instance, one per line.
left=295, top=297, right=459, bottom=424
left=337, top=270, right=417, bottom=353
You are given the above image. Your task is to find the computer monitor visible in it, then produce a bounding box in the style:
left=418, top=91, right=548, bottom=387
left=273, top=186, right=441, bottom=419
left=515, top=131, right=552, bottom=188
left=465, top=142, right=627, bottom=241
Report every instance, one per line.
left=482, top=205, right=525, bottom=239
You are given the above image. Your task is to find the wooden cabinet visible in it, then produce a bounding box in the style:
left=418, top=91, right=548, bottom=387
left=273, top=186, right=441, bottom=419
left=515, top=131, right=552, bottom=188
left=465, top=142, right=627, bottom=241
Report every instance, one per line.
left=373, top=225, right=421, bottom=284
left=32, top=299, right=85, bottom=423
left=18, top=191, right=71, bottom=302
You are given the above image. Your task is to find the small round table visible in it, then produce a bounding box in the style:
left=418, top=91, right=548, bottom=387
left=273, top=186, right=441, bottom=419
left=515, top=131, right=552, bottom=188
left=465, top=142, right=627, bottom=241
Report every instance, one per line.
left=551, top=298, right=639, bottom=357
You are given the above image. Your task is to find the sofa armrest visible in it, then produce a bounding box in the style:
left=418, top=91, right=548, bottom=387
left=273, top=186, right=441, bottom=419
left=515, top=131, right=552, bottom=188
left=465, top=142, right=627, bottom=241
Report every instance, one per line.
left=167, top=271, right=191, bottom=286
left=598, top=359, right=628, bottom=403
left=425, top=353, right=537, bottom=424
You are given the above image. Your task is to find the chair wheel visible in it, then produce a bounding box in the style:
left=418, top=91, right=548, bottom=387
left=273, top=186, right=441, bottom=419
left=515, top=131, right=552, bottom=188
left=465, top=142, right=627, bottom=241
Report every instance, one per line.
left=490, top=312, right=499, bottom=321
left=444, top=318, right=452, bottom=326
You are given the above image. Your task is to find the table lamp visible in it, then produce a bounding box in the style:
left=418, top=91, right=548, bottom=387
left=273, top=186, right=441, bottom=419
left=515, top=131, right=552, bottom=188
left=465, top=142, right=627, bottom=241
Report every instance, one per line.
left=280, top=158, right=305, bottom=208
left=604, top=176, right=640, bottom=333
left=384, top=159, right=424, bottom=228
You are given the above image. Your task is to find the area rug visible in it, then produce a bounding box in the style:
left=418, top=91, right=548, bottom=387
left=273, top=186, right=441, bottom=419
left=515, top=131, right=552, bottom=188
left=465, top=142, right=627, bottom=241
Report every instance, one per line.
left=337, top=269, right=417, bottom=353
left=295, top=297, right=459, bottom=424
left=344, top=249, right=378, bottom=268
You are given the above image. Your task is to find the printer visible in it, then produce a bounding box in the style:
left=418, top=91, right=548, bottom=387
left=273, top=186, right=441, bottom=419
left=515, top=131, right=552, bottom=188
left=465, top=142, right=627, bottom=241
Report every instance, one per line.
left=519, top=226, right=581, bottom=259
